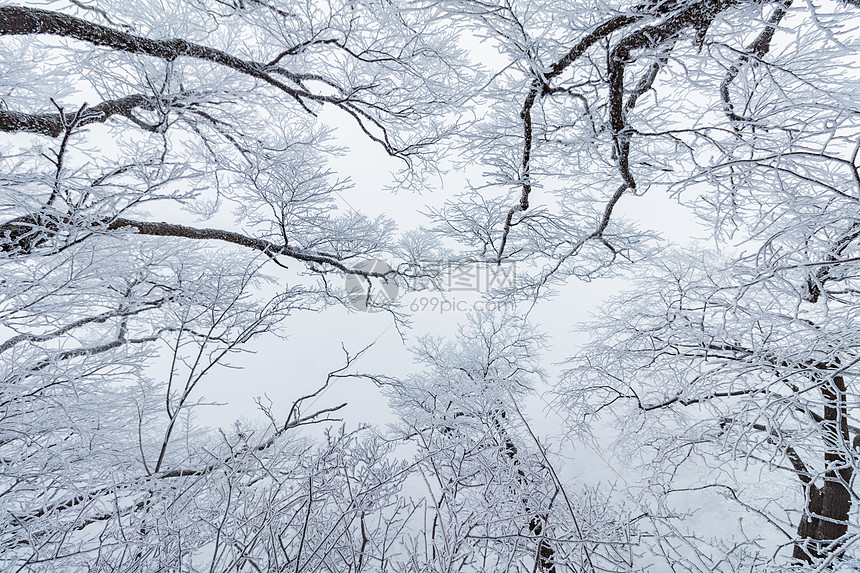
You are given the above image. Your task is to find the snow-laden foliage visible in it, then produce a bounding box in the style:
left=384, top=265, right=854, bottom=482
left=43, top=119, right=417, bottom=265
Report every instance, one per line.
left=1, top=0, right=859, bottom=571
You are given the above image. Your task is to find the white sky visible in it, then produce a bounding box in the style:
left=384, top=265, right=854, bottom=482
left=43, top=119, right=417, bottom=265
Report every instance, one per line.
left=190, top=115, right=706, bottom=449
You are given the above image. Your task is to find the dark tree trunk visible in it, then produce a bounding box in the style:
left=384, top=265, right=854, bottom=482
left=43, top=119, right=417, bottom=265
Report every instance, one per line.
left=495, top=411, right=557, bottom=572
left=793, top=373, right=853, bottom=564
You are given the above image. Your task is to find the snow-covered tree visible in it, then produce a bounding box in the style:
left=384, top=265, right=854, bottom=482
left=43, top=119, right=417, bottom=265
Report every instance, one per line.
left=0, top=1, right=463, bottom=569
left=3, top=0, right=860, bottom=570
left=429, top=0, right=860, bottom=301
left=551, top=0, right=860, bottom=566
left=389, top=313, right=632, bottom=572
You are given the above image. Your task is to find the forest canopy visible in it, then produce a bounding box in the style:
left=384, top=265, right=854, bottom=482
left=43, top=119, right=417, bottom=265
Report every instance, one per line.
left=1, top=0, right=859, bottom=571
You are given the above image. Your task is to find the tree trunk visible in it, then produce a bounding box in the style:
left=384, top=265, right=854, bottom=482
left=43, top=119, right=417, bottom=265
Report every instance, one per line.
left=793, top=373, right=853, bottom=564
left=496, top=411, right=557, bottom=572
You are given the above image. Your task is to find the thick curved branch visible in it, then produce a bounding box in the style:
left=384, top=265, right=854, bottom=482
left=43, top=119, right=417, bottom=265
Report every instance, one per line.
left=498, top=0, right=739, bottom=263
left=720, top=0, right=792, bottom=127
left=0, top=6, right=304, bottom=89
left=496, top=83, right=537, bottom=264
left=544, top=15, right=643, bottom=82
left=0, top=94, right=154, bottom=137
left=496, top=14, right=644, bottom=263
left=106, top=218, right=393, bottom=277
left=0, top=213, right=396, bottom=279
left=609, top=0, right=738, bottom=188
left=0, top=5, right=395, bottom=148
